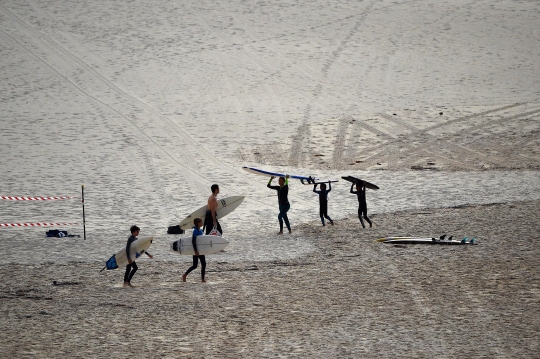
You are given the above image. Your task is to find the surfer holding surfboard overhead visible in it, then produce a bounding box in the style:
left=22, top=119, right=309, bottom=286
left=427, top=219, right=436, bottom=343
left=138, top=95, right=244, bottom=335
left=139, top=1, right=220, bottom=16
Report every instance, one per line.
left=313, top=183, right=334, bottom=226
left=350, top=182, right=372, bottom=228
left=204, top=184, right=222, bottom=235
left=268, top=175, right=292, bottom=234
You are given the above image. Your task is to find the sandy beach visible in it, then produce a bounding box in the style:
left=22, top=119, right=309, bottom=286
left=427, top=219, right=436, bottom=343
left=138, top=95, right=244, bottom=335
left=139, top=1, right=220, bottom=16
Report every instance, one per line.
left=1, top=0, right=539, bottom=357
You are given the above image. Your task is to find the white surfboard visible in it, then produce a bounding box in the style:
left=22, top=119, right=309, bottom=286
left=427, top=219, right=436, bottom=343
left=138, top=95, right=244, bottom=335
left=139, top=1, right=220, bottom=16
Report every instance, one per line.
left=170, top=235, right=230, bottom=255
left=102, top=237, right=154, bottom=270
left=179, top=196, right=244, bottom=230
left=242, top=166, right=315, bottom=181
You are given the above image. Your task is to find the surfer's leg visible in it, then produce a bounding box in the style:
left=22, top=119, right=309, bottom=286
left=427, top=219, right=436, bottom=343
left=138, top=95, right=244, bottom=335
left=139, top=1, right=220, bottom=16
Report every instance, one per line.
left=321, top=203, right=333, bottom=225
left=216, top=220, right=222, bottom=235
left=123, top=264, right=132, bottom=283
left=362, top=206, right=372, bottom=227
left=127, top=262, right=138, bottom=282
left=358, top=207, right=366, bottom=228
left=184, top=255, right=199, bottom=277
left=282, top=202, right=291, bottom=232
left=320, top=204, right=326, bottom=226
left=278, top=205, right=285, bottom=233
left=200, top=255, right=206, bottom=282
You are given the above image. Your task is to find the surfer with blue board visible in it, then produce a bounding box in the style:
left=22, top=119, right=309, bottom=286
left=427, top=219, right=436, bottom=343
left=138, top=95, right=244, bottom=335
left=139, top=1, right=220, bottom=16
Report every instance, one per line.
left=313, top=183, right=334, bottom=226
left=182, top=218, right=207, bottom=283
left=124, top=225, right=153, bottom=288
left=268, top=175, right=292, bottom=234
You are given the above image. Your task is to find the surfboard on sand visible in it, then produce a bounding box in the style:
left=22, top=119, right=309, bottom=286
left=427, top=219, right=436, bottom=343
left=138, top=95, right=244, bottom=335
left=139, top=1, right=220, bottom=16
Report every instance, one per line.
left=341, top=175, right=379, bottom=190
left=170, top=235, right=230, bottom=255
left=101, top=237, right=154, bottom=271
left=376, top=236, right=477, bottom=245
left=179, top=196, right=244, bottom=231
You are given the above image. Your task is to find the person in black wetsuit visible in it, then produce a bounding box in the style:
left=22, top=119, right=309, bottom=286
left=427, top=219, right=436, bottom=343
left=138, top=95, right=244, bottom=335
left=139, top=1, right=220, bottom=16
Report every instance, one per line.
left=182, top=218, right=206, bottom=283
left=204, top=184, right=222, bottom=235
left=124, top=225, right=153, bottom=288
left=313, top=182, right=334, bottom=226
left=267, top=175, right=291, bottom=234
left=350, top=182, right=372, bottom=228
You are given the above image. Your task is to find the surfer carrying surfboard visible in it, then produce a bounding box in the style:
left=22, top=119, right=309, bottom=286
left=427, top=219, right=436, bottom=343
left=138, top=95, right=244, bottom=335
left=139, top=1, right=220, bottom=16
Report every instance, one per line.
left=350, top=182, right=372, bottom=228
left=268, top=175, right=292, bottom=234
left=182, top=218, right=206, bottom=283
left=124, top=225, right=153, bottom=288
left=313, top=183, right=334, bottom=226
left=204, top=184, right=223, bottom=235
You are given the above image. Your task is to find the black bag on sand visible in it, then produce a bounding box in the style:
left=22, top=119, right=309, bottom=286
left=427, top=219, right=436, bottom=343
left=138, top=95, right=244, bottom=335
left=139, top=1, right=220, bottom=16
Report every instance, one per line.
left=167, top=225, right=184, bottom=234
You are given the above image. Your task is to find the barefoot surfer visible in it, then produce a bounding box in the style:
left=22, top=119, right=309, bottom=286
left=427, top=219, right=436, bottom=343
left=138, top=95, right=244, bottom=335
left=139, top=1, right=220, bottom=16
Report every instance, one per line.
left=204, top=184, right=222, bottom=235
left=350, top=182, right=372, bottom=228
left=182, top=218, right=206, bottom=283
left=124, top=225, right=153, bottom=287
left=313, top=183, right=334, bottom=226
left=268, top=175, right=291, bottom=234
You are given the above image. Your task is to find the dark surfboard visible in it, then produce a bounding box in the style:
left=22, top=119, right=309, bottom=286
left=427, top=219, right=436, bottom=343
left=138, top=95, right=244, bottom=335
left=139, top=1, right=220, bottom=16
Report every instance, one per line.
left=341, top=176, right=379, bottom=190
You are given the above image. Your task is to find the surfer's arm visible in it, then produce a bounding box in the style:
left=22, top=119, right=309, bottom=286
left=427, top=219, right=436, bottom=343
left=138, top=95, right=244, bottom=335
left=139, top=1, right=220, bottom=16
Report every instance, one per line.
left=313, top=184, right=319, bottom=193
left=328, top=183, right=332, bottom=192
left=145, top=252, right=153, bottom=259
left=267, top=177, right=280, bottom=190
left=126, top=242, right=133, bottom=263
left=350, top=183, right=357, bottom=194
left=192, top=232, right=198, bottom=254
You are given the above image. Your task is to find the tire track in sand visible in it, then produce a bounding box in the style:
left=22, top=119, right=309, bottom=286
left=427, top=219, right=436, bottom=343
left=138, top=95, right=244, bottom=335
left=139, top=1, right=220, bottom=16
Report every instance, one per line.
left=289, top=0, right=378, bottom=167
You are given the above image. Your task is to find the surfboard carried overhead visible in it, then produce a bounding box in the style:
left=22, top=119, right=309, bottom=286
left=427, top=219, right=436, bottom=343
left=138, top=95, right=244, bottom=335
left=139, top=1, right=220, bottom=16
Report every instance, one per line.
left=341, top=175, right=379, bottom=190
left=179, top=196, right=244, bottom=231
left=242, top=166, right=315, bottom=181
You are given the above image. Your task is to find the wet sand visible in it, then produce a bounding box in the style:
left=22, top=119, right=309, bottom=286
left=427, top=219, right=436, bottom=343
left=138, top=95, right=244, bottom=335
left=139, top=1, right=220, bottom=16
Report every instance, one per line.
left=1, top=200, right=538, bottom=358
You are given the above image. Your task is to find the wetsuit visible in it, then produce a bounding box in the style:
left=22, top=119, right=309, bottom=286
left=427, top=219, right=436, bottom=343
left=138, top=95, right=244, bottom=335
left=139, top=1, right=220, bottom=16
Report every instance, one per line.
left=267, top=177, right=291, bottom=232
left=184, top=227, right=206, bottom=280
left=124, top=235, right=152, bottom=283
left=313, top=183, right=333, bottom=226
left=350, top=183, right=372, bottom=228
left=203, top=209, right=222, bottom=235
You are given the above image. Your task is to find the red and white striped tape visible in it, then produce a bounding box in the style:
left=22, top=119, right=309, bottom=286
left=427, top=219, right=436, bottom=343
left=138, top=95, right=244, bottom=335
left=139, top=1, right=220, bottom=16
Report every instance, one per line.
left=0, top=223, right=78, bottom=227
left=1, top=196, right=77, bottom=201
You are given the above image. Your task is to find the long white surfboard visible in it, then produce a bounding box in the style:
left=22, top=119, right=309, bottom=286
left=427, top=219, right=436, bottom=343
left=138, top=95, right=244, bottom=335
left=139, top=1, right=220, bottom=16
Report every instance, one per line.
left=102, top=237, right=154, bottom=270
left=179, top=196, right=244, bottom=230
left=170, top=235, right=230, bottom=255
left=242, top=166, right=315, bottom=181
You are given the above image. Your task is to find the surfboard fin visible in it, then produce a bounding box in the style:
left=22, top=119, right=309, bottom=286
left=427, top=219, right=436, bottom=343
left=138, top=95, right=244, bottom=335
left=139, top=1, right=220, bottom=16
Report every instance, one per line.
left=439, top=234, right=446, bottom=240
left=461, top=237, right=469, bottom=243
left=469, top=238, right=477, bottom=244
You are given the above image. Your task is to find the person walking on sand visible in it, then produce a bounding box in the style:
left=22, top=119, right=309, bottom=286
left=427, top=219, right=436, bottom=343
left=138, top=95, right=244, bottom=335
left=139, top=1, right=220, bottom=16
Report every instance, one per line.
left=313, top=182, right=334, bottom=226
left=204, top=184, right=222, bottom=235
left=124, top=225, right=153, bottom=288
left=350, top=181, right=372, bottom=228
left=182, top=218, right=206, bottom=283
left=268, top=175, right=291, bottom=234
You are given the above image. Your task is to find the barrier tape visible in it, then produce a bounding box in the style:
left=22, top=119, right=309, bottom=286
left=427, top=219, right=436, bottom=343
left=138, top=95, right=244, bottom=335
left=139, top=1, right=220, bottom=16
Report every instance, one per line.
left=0, top=222, right=78, bottom=227
left=1, top=196, right=76, bottom=201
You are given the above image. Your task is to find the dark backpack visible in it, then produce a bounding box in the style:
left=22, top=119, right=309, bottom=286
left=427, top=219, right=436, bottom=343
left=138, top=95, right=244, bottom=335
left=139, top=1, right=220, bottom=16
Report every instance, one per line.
left=167, top=225, right=184, bottom=234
